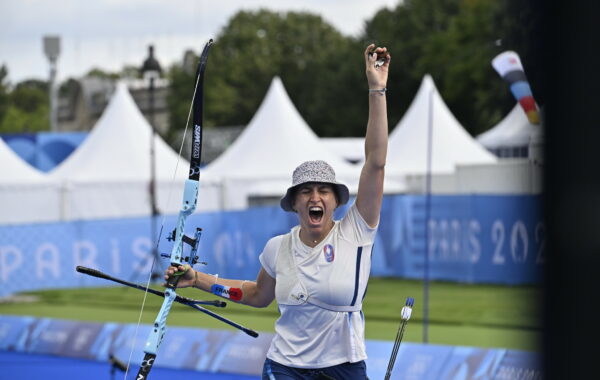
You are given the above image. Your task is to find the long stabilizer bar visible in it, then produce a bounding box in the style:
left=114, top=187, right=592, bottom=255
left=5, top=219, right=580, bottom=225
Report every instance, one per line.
left=76, top=266, right=259, bottom=337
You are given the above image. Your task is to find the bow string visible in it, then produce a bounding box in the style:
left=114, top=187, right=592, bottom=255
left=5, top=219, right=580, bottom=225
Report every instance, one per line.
left=76, top=39, right=258, bottom=380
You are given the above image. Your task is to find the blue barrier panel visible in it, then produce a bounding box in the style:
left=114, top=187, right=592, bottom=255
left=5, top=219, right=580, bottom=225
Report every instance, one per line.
left=436, top=346, right=506, bottom=379
left=0, top=315, right=36, bottom=350
left=0, top=316, right=542, bottom=379
left=0, top=208, right=296, bottom=297
left=377, top=195, right=543, bottom=284
left=389, top=342, right=454, bottom=379
left=24, top=318, right=105, bottom=357
left=0, top=195, right=542, bottom=298
left=494, top=350, right=543, bottom=380
left=365, top=340, right=406, bottom=379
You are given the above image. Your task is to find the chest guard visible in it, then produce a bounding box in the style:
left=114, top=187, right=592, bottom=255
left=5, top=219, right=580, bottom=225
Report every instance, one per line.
left=274, top=225, right=364, bottom=312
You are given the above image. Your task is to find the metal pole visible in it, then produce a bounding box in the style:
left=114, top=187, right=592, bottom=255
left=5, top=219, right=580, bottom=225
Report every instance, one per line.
left=48, top=61, right=58, bottom=131
left=43, top=36, right=60, bottom=132
left=136, top=44, right=163, bottom=282
left=149, top=76, right=160, bottom=280
left=423, top=87, right=434, bottom=343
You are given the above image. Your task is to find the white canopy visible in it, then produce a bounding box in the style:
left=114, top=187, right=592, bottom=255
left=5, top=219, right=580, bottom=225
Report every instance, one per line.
left=477, top=104, right=538, bottom=149
left=204, top=77, right=362, bottom=208
left=48, top=81, right=219, bottom=220
left=387, top=75, right=497, bottom=176
left=0, top=137, right=61, bottom=224
left=50, top=81, right=187, bottom=182
left=0, top=136, right=47, bottom=182
left=320, top=137, right=365, bottom=164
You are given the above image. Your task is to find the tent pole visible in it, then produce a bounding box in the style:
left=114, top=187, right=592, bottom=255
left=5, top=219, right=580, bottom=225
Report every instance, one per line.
left=148, top=77, right=162, bottom=281
left=423, top=87, right=434, bottom=344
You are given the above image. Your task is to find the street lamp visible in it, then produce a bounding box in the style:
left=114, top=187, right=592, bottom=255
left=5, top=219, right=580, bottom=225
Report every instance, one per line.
left=43, top=36, right=60, bottom=132
left=140, top=45, right=162, bottom=280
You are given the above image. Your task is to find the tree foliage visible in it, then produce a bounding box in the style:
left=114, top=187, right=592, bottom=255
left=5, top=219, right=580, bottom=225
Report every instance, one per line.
left=0, top=1, right=539, bottom=138
left=0, top=65, right=10, bottom=127
left=204, top=10, right=359, bottom=136
left=166, top=63, right=196, bottom=141
left=167, top=10, right=363, bottom=139
left=86, top=68, right=120, bottom=80
left=0, top=78, right=50, bottom=133
left=165, top=1, right=537, bottom=140
left=362, top=0, right=535, bottom=135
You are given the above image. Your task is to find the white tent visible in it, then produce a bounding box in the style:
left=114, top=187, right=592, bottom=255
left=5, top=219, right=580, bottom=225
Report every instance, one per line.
left=320, top=137, right=365, bottom=164
left=387, top=75, right=497, bottom=178
left=50, top=81, right=187, bottom=182
left=0, top=138, right=61, bottom=224
left=1, top=137, right=46, bottom=182
left=203, top=77, right=363, bottom=209
left=477, top=104, right=538, bottom=157
left=49, top=81, right=220, bottom=220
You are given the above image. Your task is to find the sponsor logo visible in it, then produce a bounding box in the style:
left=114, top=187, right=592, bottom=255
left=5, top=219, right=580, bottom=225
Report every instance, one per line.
left=323, top=244, right=335, bottom=262
left=192, top=125, right=202, bottom=159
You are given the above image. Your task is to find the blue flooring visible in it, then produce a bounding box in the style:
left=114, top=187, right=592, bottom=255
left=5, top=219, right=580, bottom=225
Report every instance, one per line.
left=0, top=351, right=261, bottom=380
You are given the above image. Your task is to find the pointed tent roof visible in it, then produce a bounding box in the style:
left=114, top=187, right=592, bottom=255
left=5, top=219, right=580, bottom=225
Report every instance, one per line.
left=1, top=137, right=61, bottom=225
left=204, top=77, right=359, bottom=182
left=0, top=137, right=47, bottom=182
left=387, top=75, right=496, bottom=175
left=477, top=104, right=538, bottom=149
left=49, top=81, right=187, bottom=182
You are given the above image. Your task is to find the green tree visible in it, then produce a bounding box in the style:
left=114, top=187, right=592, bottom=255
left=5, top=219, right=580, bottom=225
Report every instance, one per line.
left=86, top=68, right=120, bottom=79
left=362, top=0, right=461, bottom=128
left=0, top=65, right=10, bottom=126
left=167, top=9, right=359, bottom=139
left=0, top=79, right=50, bottom=133
left=165, top=1, right=538, bottom=140
left=166, top=63, right=199, bottom=142
left=362, top=0, right=536, bottom=135
left=418, top=0, right=512, bottom=135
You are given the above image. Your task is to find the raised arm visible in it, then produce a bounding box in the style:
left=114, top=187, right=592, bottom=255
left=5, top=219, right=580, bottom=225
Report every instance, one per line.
left=355, top=44, right=390, bottom=227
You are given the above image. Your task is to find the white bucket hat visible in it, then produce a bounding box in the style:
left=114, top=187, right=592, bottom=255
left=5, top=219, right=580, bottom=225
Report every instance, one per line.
left=280, top=160, right=350, bottom=212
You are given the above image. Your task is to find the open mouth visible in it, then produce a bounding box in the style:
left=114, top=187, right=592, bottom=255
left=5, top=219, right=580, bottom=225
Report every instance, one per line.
left=309, top=206, right=324, bottom=223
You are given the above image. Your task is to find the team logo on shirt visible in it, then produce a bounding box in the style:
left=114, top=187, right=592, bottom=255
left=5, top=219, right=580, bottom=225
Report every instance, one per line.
left=323, top=244, right=335, bottom=262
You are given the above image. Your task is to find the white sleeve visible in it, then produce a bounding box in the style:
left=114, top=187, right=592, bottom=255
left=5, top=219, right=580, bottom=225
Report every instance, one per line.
left=339, top=202, right=378, bottom=245
left=258, top=235, right=284, bottom=279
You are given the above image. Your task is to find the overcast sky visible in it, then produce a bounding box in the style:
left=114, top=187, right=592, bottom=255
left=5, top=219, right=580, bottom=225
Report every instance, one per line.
left=0, top=0, right=398, bottom=84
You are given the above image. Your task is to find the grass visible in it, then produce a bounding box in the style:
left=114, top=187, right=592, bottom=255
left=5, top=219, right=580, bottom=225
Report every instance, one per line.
left=0, top=277, right=542, bottom=351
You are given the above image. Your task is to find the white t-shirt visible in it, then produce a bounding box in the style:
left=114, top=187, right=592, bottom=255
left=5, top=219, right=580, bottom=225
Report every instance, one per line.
left=259, top=203, right=378, bottom=368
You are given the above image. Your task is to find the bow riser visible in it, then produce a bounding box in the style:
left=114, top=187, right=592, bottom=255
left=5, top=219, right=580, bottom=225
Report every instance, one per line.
left=169, top=179, right=200, bottom=264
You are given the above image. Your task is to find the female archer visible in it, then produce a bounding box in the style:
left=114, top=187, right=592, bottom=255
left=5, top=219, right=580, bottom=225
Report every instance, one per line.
left=165, top=44, right=390, bottom=380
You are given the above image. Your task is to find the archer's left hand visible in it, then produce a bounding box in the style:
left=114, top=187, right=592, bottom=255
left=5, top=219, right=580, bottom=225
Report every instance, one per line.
left=164, top=265, right=196, bottom=288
